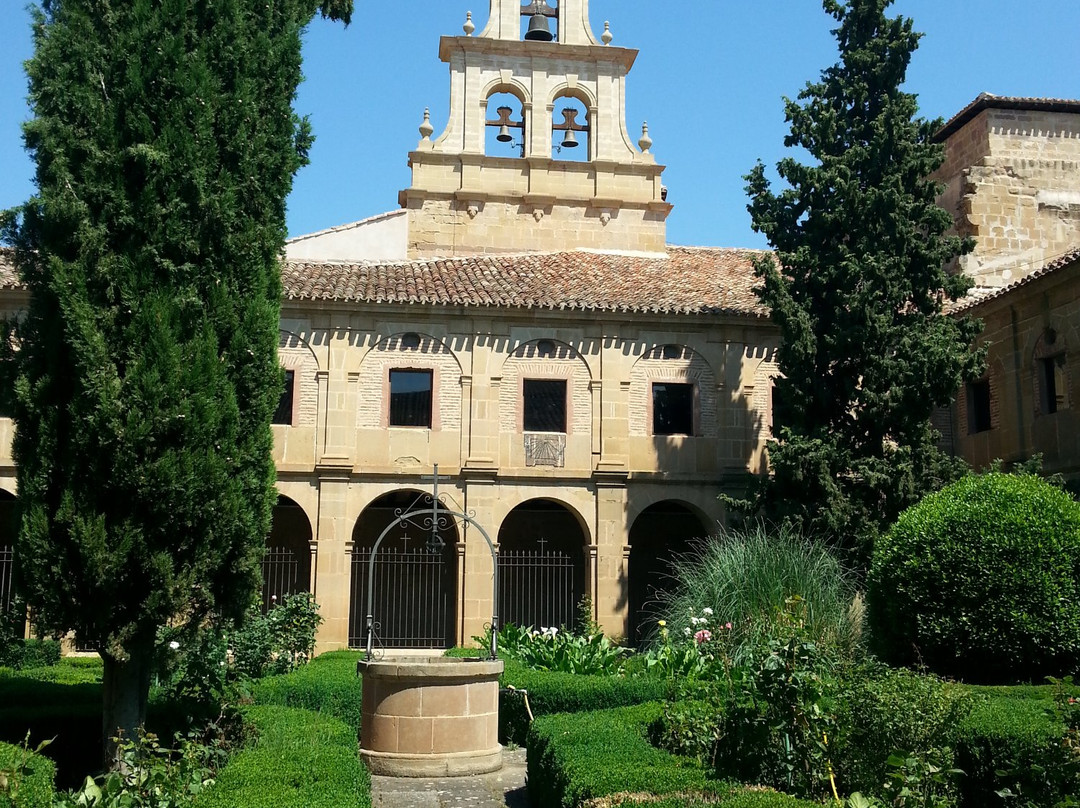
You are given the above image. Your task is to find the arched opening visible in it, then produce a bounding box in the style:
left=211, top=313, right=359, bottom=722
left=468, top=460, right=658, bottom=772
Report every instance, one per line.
left=485, top=92, right=525, bottom=158
left=0, top=489, right=17, bottom=616
left=497, top=499, right=586, bottom=630
left=262, top=495, right=313, bottom=612
left=552, top=95, right=589, bottom=161
left=627, top=501, right=711, bottom=646
left=349, top=491, right=459, bottom=649
left=520, top=0, right=558, bottom=42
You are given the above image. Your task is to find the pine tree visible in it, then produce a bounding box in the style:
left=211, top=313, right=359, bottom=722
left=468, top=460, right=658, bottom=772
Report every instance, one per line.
left=744, top=0, right=984, bottom=564
left=1, top=0, right=350, bottom=755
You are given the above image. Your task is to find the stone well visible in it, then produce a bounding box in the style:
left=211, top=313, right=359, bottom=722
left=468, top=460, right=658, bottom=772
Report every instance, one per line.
left=357, top=656, right=504, bottom=777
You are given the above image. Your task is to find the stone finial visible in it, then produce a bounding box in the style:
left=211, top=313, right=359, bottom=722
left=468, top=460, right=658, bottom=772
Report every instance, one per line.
left=419, top=108, right=434, bottom=140
left=638, top=122, right=652, bottom=153
left=601, top=21, right=613, bottom=45
left=463, top=11, right=475, bottom=36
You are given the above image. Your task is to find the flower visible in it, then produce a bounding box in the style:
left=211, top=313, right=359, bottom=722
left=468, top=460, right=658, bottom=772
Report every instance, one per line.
left=694, top=629, right=712, bottom=645
left=657, top=620, right=666, bottom=627
left=683, top=627, right=692, bottom=637
left=168, top=641, right=180, bottom=651
left=724, top=622, right=733, bottom=630
left=702, top=607, right=714, bottom=616
left=690, top=616, right=702, bottom=626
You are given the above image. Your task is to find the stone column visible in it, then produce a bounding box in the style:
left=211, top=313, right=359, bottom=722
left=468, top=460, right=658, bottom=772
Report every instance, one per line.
left=313, top=466, right=354, bottom=652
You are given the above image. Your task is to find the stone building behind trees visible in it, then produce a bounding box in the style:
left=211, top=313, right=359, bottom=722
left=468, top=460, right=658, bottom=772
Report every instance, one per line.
left=0, top=3, right=1076, bottom=651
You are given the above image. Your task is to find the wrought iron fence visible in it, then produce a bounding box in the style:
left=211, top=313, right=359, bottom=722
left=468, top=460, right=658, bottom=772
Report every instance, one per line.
left=498, top=547, right=581, bottom=631
left=349, top=546, right=455, bottom=649
left=261, top=545, right=311, bottom=612
left=0, top=545, right=13, bottom=614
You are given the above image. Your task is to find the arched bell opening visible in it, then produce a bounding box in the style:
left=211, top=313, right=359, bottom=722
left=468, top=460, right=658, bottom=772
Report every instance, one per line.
left=497, top=499, right=587, bottom=631
left=0, top=489, right=17, bottom=617
left=485, top=92, right=525, bottom=158
left=521, top=0, right=558, bottom=42
left=627, top=501, right=711, bottom=647
left=348, top=491, right=459, bottom=649
left=262, top=495, right=313, bottom=612
left=552, top=95, right=589, bottom=162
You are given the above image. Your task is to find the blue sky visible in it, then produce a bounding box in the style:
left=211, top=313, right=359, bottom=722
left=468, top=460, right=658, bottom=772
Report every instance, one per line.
left=1, top=1, right=1078, bottom=250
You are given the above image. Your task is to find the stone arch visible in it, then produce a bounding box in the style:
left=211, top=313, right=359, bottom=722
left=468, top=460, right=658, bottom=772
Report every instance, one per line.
left=498, top=339, right=592, bottom=436
left=481, top=81, right=530, bottom=158
left=356, top=332, right=463, bottom=431
left=278, top=330, right=319, bottom=427
left=546, top=82, right=597, bottom=111
left=0, top=488, right=16, bottom=614
left=262, top=494, right=314, bottom=612
left=628, top=344, right=719, bottom=437
left=1033, top=325, right=1071, bottom=416
left=627, top=499, right=712, bottom=647
left=497, top=498, right=589, bottom=631
left=348, top=489, right=460, bottom=649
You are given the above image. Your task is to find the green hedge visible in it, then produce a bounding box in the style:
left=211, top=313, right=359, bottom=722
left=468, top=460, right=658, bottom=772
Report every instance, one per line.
left=0, top=740, right=56, bottom=808
left=0, top=641, right=61, bottom=672
left=192, top=705, right=370, bottom=808
left=527, top=703, right=820, bottom=808
left=249, top=650, right=363, bottom=731
left=955, top=694, right=1075, bottom=807
left=500, top=659, right=670, bottom=745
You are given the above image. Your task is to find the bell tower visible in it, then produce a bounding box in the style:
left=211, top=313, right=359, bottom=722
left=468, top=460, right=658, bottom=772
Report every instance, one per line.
left=399, top=0, right=671, bottom=258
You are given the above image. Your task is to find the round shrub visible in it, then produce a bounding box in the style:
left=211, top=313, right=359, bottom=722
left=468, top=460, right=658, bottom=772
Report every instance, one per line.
left=868, top=472, right=1080, bottom=683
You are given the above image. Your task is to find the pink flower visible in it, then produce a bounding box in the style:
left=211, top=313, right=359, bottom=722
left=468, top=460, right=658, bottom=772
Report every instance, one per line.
left=694, top=629, right=711, bottom=645
left=724, top=622, right=733, bottom=630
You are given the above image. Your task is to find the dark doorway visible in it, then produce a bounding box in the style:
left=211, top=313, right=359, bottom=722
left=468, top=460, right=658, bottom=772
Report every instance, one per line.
left=0, top=490, right=17, bottom=616
left=349, top=491, right=459, bottom=649
left=628, top=501, right=710, bottom=646
left=262, top=495, right=313, bottom=612
left=498, top=499, right=586, bottom=631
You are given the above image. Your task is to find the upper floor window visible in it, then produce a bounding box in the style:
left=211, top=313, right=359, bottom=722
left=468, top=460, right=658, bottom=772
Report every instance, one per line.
left=390, top=369, right=433, bottom=428
left=1039, top=355, right=1067, bottom=414
left=653, top=382, right=694, bottom=436
left=272, top=370, right=295, bottom=425
left=967, top=378, right=992, bottom=434
left=524, top=379, right=566, bottom=432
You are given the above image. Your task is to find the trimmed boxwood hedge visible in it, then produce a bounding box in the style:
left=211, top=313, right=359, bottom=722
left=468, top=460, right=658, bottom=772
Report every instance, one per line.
left=955, top=693, right=1075, bottom=808
left=0, top=740, right=56, bottom=808
left=868, top=472, right=1080, bottom=683
left=500, top=658, right=671, bottom=745
left=249, top=650, right=363, bottom=731
left=191, top=705, right=370, bottom=808
left=526, top=702, right=819, bottom=808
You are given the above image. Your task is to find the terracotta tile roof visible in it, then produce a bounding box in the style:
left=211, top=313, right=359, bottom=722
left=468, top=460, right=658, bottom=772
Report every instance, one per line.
left=935, top=93, right=1080, bottom=141
left=0, top=246, right=769, bottom=317
left=281, top=247, right=769, bottom=316
left=950, top=247, right=1080, bottom=313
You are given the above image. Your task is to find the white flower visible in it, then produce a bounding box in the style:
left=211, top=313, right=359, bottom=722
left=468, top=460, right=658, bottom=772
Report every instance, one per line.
left=702, top=607, right=714, bottom=616
left=683, top=627, right=692, bottom=637
left=690, top=616, right=702, bottom=626
left=168, top=641, right=180, bottom=651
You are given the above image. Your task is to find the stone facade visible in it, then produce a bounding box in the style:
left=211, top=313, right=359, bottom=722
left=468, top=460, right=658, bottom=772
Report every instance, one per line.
left=934, top=96, right=1080, bottom=287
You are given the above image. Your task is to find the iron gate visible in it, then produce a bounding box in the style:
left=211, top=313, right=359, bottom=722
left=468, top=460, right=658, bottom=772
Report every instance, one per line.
left=0, top=545, right=12, bottom=613
left=261, top=545, right=312, bottom=612
left=348, top=545, right=455, bottom=648
left=498, top=547, right=581, bottom=630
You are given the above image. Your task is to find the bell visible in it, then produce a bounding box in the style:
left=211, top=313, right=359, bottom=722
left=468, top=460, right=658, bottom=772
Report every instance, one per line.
left=497, top=124, right=513, bottom=143
left=561, top=129, right=579, bottom=148
left=524, top=13, right=553, bottom=41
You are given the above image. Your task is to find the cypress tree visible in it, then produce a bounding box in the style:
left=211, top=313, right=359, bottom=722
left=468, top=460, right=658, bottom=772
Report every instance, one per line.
left=744, top=0, right=984, bottom=563
left=1, top=0, right=351, bottom=754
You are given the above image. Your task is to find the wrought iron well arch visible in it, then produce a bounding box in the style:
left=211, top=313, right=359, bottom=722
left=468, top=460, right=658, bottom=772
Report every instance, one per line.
left=364, top=465, right=499, bottom=660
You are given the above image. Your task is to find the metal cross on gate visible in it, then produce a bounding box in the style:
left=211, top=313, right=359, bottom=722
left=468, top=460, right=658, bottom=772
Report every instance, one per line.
left=419, top=464, right=446, bottom=553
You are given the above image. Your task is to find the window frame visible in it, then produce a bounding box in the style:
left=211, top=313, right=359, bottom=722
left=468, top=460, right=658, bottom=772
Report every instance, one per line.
left=1038, top=355, right=1067, bottom=415
left=388, top=368, right=435, bottom=429
left=272, top=369, right=296, bottom=426
left=522, top=377, right=568, bottom=434
left=650, top=381, right=697, bottom=437
left=966, top=378, right=992, bottom=434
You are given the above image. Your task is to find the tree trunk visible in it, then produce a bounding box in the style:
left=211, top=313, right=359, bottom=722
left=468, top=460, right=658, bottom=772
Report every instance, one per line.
left=101, top=650, right=153, bottom=768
